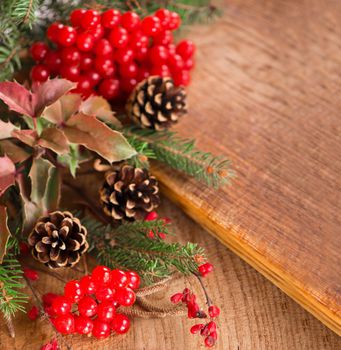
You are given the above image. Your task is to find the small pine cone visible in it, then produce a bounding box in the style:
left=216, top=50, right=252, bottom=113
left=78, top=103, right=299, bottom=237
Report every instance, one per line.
left=99, top=164, right=160, bottom=221
left=126, top=76, right=187, bottom=130
left=28, top=211, right=89, bottom=269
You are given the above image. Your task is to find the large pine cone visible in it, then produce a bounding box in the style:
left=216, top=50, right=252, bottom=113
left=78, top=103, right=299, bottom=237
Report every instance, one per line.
left=126, top=76, right=187, bottom=131
left=99, top=165, right=160, bottom=221
left=28, top=211, right=89, bottom=269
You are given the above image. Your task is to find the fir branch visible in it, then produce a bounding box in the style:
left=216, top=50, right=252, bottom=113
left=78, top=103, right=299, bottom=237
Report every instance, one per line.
left=11, top=0, right=40, bottom=27
left=123, top=127, right=234, bottom=188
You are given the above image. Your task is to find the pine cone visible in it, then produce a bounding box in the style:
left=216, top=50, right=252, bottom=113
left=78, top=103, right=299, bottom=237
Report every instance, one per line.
left=99, top=164, right=160, bottom=221
left=28, top=211, right=89, bottom=269
left=126, top=76, right=187, bottom=130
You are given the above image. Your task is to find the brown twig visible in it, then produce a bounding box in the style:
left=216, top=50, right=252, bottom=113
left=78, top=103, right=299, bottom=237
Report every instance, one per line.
left=194, top=273, right=212, bottom=307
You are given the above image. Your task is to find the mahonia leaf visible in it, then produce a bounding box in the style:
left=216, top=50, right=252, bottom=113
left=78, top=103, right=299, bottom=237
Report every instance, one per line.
left=0, top=140, right=31, bottom=163
left=38, top=127, right=69, bottom=155
left=62, top=113, right=137, bottom=163
left=44, top=166, right=61, bottom=212
left=57, top=144, right=79, bottom=178
left=0, top=120, right=18, bottom=140
left=0, top=155, right=16, bottom=195
left=0, top=205, right=11, bottom=264
left=11, top=129, right=38, bottom=147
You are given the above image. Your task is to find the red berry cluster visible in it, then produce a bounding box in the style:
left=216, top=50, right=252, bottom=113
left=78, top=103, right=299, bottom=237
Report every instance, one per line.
left=29, top=8, right=195, bottom=101
left=144, top=211, right=171, bottom=239
left=42, top=266, right=139, bottom=338
left=171, top=287, right=220, bottom=348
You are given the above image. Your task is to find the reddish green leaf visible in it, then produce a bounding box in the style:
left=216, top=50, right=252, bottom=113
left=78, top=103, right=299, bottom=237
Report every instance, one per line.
left=0, top=205, right=11, bottom=264
left=63, top=113, right=136, bottom=163
left=0, top=156, right=16, bottom=195
left=38, top=127, right=69, bottom=155
left=11, top=129, right=38, bottom=147
left=0, top=140, right=31, bottom=163
left=0, top=120, right=18, bottom=140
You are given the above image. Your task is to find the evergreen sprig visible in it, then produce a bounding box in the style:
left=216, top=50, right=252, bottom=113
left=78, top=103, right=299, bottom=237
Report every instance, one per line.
left=83, top=216, right=205, bottom=285
left=123, top=126, right=234, bottom=188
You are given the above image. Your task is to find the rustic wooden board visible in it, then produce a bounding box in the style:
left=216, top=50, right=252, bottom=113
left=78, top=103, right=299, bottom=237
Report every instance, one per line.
left=1, top=196, right=341, bottom=350
left=152, top=0, right=341, bottom=335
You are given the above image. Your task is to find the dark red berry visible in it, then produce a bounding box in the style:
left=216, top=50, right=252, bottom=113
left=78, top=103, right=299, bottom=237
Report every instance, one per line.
left=86, top=70, right=101, bottom=86
left=19, top=242, right=30, bottom=255
left=80, top=275, right=97, bottom=295
left=111, top=313, right=130, bottom=334
left=77, top=296, right=98, bottom=317
left=134, top=45, right=148, bottom=61
left=81, top=10, right=100, bottom=29
left=108, top=27, right=129, bottom=48
left=176, top=40, right=195, bottom=59
left=23, top=268, right=39, bottom=281
left=95, top=38, right=113, bottom=57
left=95, top=57, right=115, bottom=77
left=98, top=78, right=120, bottom=100
left=119, top=61, right=138, bottom=78
left=92, top=319, right=111, bottom=339
left=64, top=280, right=84, bottom=303
left=60, top=65, right=80, bottom=81
left=126, top=271, right=140, bottom=290
left=101, top=9, right=121, bottom=29
left=77, top=33, right=95, bottom=52
left=31, top=65, right=50, bottom=82
left=115, top=287, right=136, bottom=307
left=52, top=296, right=72, bottom=316
left=80, top=53, right=94, bottom=71
left=74, top=315, right=93, bottom=335
left=27, top=305, right=39, bottom=320
left=190, top=323, right=204, bottom=334
left=30, top=42, right=48, bottom=62
left=95, top=286, right=115, bottom=302
left=170, top=293, right=183, bottom=304
left=61, top=47, right=81, bottom=64
left=208, top=305, right=220, bottom=318
left=141, top=16, right=161, bottom=36
left=42, top=293, right=59, bottom=306
left=44, top=51, right=62, bottom=73
left=47, top=22, right=63, bottom=43
left=121, top=11, right=140, bottom=31
left=70, top=9, right=86, bottom=27
left=58, top=26, right=77, bottom=47
left=207, top=321, right=216, bottom=333
left=110, top=269, right=128, bottom=288
left=120, top=77, right=137, bottom=94
left=97, top=300, right=116, bottom=322
left=53, top=314, right=75, bottom=334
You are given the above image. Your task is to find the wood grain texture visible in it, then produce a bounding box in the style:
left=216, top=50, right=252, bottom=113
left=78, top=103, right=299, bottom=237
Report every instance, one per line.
left=1, top=196, right=341, bottom=350
left=151, top=0, right=341, bottom=335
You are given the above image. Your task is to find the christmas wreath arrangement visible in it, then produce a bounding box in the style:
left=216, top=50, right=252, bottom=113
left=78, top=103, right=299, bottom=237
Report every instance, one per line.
left=0, top=2, right=233, bottom=349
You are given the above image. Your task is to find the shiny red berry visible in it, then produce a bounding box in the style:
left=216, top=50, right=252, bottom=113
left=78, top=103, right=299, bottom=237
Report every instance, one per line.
left=150, top=64, right=170, bottom=77
left=95, top=286, right=115, bottom=302
left=168, top=54, right=184, bottom=72
left=111, top=313, right=130, bottom=334
left=115, top=48, right=134, bottom=64
left=53, top=314, right=75, bottom=334
left=86, top=70, right=101, bottom=86
left=60, top=65, right=80, bottom=81
left=121, top=11, right=140, bottom=31
left=80, top=53, right=94, bottom=71
left=170, top=293, right=183, bottom=304
left=208, top=305, right=220, bottom=318
left=184, top=58, right=195, bottom=70
left=98, top=78, right=120, bottom=100
left=149, top=45, right=169, bottom=65
left=62, top=279, right=82, bottom=302
left=47, top=22, right=63, bottom=42
left=97, top=300, right=116, bottom=322
left=119, top=61, right=138, bottom=78
left=43, top=51, right=62, bottom=73
left=109, top=27, right=129, bottom=48
left=31, top=65, right=50, bottom=82
left=173, top=69, right=190, bottom=86
left=168, top=11, right=181, bottom=31
left=154, top=8, right=171, bottom=29
left=110, top=269, right=128, bottom=288
left=81, top=10, right=100, bottom=29
left=92, top=319, right=111, bottom=339
left=74, top=315, right=93, bottom=335
left=23, top=268, right=39, bottom=281
left=190, top=323, right=204, bottom=334
left=198, top=262, right=214, bottom=277
left=141, top=16, right=161, bottom=36
left=120, top=77, right=138, bottom=94
left=19, top=242, right=30, bottom=255
left=30, top=42, right=48, bottom=62
left=115, top=287, right=136, bottom=306
left=134, top=46, right=148, bottom=61
left=77, top=33, right=95, bottom=52
left=210, top=330, right=218, bottom=340
left=126, top=271, right=140, bottom=290
left=95, top=38, right=113, bottom=57
left=129, top=31, right=149, bottom=49
left=42, top=293, right=59, bottom=306
left=95, top=57, right=115, bottom=77
left=101, top=9, right=121, bottom=28
left=70, top=8, right=86, bottom=27
left=176, top=40, right=195, bottom=59
left=80, top=275, right=97, bottom=294
left=153, top=30, right=173, bottom=46
left=27, top=305, right=39, bottom=320
left=52, top=296, right=72, bottom=316
left=78, top=296, right=98, bottom=317
left=88, top=24, right=105, bottom=41
left=61, top=47, right=81, bottom=64
left=58, top=26, right=77, bottom=47
left=207, top=321, right=216, bottom=333
left=144, top=211, right=158, bottom=221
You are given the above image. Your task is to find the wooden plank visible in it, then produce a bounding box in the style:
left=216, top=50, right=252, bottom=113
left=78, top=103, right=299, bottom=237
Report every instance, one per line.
left=1, top=197, right=340, bottom=349
left=152, top=0, right=341, bottom=335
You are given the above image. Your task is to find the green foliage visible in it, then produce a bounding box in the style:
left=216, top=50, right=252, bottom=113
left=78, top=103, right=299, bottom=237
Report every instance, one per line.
left=124, top=127, right=234, bottom=188
left=11, top=0, right=41, bottom=27
left=83, top=216, right=205, bottom=285
left=0, top=238, right=27, bottom=320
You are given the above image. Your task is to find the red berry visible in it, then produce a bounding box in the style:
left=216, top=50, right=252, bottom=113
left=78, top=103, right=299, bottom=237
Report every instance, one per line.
left=101, top=9, right=121, bottom=29
left=58, top=26, right=77, bottom=47
left=198, top=262, right=214, bottom=277
left=149, top=45, right=169, bottom=65
left=111, top=313, right=130, bottom=334
left=52, top=296, right=72, bottom=316
left=86, top=70, right=101, bottom=86
left=80, top=275, right=97, bottom=295
left=19, top=242, right=30, bottom=255
left=134, top=46, right=148, bottom=61
left=44, top=51, right=62, bottom=73
left=168, top=11, right=181, bottom=31
left=97, top=300, right=116, bottom=322
left=170, top=293, right=183, bottom=304
left=88, top=24, right=105, bottom=41
left=144, top=211, right=158, bottom=221
left=98, top=78, right=120, bottom=100
left=168, top=54, right=184, bottom=72
left=77, top=33, right=95, bottom=52
left=120, top=77, right=137, bottom=94
left=115, top=48, right=134, bottom=64
left=121, top=11, right=140, bottom=31
left=210, top=330, right=218, bottom=340
left=60, top=65, right=80, bottom=81
left=95, top=57, right=115, bottom=77
left=153, top=30, right=173, bottom=46
left=207, top=321, right=216, bottom=333
left=31, top=65, right=50, bottom=82
left=109, top=27, right=129, bottom=48
left=30, top=42, right=48, bottom=62
left=78, top=296, right=98, bottom=317
left=119, top=61, right=138, bottom=78
left=110, top=269, right=128, bottom=288
left=190, top=323, right=204, bottom=334
left=74, top=315, right=93, bottom=335
left=42, top=293, right=59, bottom=306
left=64, top=280, right=84, bottom=303
left=129, top=31, right=149, bottom=49
left=61, top=47, right=81, bottom=64
left=141, top=16, right=161, bottom=36
left=70, top=9, right=86, bottom=27
left=95, top=286, right=115, bottom=302
left=204, top=335, right=216, bottom=348
left=80, top=53, right=94, bottom=71
left=92, top=319, right=111, bottom=339
left=44, top=304, right=56, bottom=317
left=47, top=22, right=63, bottom=42
left=95, top=38, right=113, bottom=57
left=81, top=10, right=100, bottom=29
left=173, top=69, right=190, bottom=86
left=154, top=9, right=171, bottom=29
left=150, top=64, right=170, bottom=77
left=27, top=305, right=39, bottom=320
left=167, top=43, right=176, bottom=56
left=126, top=271, right=140, bottom=290
left=176, top=40, right=195, bottom=59
left=23, top=268, right=39, bottom=281
left=184, top=58, right=195, bottom=70
left=53, top=314, right=75, bottom=334
left=208, top=305, right=220, bottom=318
left=115, top=287, right=136, bottom=307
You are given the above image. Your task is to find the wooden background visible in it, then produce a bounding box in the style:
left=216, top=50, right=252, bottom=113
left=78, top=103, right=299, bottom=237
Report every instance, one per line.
left=152, top=0, right=341, bottom=334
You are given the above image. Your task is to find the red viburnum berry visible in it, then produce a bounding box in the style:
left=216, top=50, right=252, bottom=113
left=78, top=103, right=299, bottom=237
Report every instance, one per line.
left=170, top=293, right=183, bottom=304
left=28, top=305, right=39, bottom=320
left=144, top=211, right=158, bottom=221
left=23, top=268, right=39, bottom=281
left=42, top=293, right=59, bottom=306
left=190, top=323, right=204, bottom=334
left=198, top=262, right=214, bottom=277
left=111, top=313, right=130, bottom=334
left=40, top=338, right=59, bottom=350
left=19, top=242, right=30, bottom=255
left=53, top=314, right=75, bottom=334
left=208, top=305, right=220, bottom=318
left=126, top=271, right=140, bottom=290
